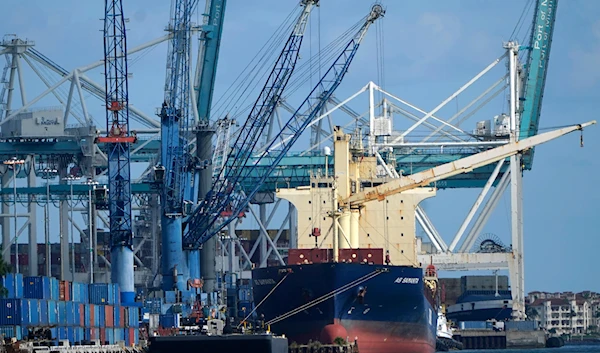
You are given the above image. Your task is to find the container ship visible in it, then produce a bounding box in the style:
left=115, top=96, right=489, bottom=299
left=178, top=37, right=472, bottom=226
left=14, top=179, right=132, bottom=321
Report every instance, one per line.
left=250, top=127, right=440, bottom=353
left=252, top=251, right=439, bottom=353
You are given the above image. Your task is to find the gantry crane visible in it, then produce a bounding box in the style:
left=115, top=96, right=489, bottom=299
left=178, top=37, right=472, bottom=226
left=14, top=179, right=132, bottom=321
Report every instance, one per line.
left=97, top=0, right=136, bottom=304
left=183, top=4, right=385, bottom=251
left=184, top=0, right=320, bottom=292
left=519, top=0, right=558, bottom=169
left=191, top=0, right=228, bottom=291
left=157, top=0, right=199, bottom=291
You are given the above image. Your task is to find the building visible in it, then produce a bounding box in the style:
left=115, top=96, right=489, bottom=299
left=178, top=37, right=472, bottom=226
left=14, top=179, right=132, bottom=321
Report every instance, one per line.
left=527, top=291, right=600, bottom=335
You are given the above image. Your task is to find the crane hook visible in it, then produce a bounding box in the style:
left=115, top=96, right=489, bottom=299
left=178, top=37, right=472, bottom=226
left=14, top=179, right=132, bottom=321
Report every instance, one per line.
left=580, top=130, right=584, bottom=147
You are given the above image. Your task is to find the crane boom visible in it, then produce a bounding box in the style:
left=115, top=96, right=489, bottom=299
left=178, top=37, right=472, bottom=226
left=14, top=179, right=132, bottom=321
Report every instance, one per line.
left=159, top=0, right=199, bottom=291
left=344, top=120, right=595, bottom=207
left=183, top=0, right=320, bottom=248
left=519, top=0, right=558, bottom=169
left=183, top=4, right=385, bottom=248
left=99, top=0, right=135, bottom=304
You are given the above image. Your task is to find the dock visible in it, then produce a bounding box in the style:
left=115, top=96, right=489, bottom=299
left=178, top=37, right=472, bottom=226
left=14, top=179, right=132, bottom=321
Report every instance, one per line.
left=453, top=329, right=546, bottom=350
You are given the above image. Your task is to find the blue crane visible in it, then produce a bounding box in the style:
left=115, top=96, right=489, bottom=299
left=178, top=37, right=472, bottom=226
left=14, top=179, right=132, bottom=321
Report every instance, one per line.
left=519, top=0, right=558, bottom=169
left=185, top=0, right=319, bottom=292
left=183, top=4, right=385, bottom=249
left=158, top=0, right=199, bottom=291
left=98, top=0, right=136, bottom=304
left=191, top=0, right=228, bottom=288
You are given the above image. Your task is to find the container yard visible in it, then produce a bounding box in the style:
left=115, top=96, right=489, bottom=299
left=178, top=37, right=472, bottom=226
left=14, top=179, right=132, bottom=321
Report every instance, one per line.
left=0, top=274, right=140, bottom=346
left=0, top=0, right=597, bottom=352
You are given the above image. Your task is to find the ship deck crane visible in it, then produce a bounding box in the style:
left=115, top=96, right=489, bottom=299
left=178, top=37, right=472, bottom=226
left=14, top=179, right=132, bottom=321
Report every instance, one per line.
left=183, top=3, right=385, bottom=249
left=97, top=0, right=136, bottom=303
left=182, top=0, right=321, bottom=283
left=344, top=121, right=596, bottom=207
left=158, top=0, right=200, bottom=291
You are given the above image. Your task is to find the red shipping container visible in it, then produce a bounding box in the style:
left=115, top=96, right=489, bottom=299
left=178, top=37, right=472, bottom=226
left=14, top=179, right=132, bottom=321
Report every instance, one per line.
left=120, top=307, right=126, bottom=328
left=105, top=305, right=114, bottom=328
left=338, top=248, right=384, bottom=265
left=287, top=248, right=333, bottom=265
left=99, top=328, right=106, bottom=344
left=79, top=304, right=85, bottom=327
left=128, top=328, right=134, bottom=346
left=90, top=304, right=95, bottom=327
left=90, top=328, right=96, bottom=340
left=59, top=280, right=70, bottom=301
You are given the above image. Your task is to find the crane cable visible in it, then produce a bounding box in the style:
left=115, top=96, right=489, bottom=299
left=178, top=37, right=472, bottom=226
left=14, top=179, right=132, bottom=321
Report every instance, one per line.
left=265, top=269, right=384, bottom=326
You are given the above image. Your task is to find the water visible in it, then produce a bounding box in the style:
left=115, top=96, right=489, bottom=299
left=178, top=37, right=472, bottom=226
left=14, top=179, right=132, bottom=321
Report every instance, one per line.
left=462, top=345, right=600, bottom=353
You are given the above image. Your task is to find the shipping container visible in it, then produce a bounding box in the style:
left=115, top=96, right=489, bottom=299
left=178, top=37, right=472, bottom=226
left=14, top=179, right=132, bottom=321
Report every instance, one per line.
left=143, top=298, right=163, bottom=314
left=113, top=305, right=120, bottom=327
left=78, top=304, right=85, bottom=327
left=99, top=328, right=106, bottom=344
left=115, top=327, right=124, bottom=343
left=89, top=284, right=112, bottom=305
left=119, top=307, right=125, bottom=327
left=99, top=304, right=106, bottom=327
left=67, top=301, right=76, bottom=326
left=129, top=306, right=139, bottom=328
left=134, top=328, right=139, bottom=345
left=459, top=321, right=489, bottom=330
left=27, top=300, right=40, bottom=326
left=58, top=327, right=68, bottom=340
left=159, top=313, right=179, bottom=328
left=505, top=320, right=538, bottom=331
left=60, top=280, right=71, bottom=301
left=39, top=300, right=48, bottom=325
left=0, top=326, right=23, bottom=340
left=2, top=274, right=24, bottom=298
left=106, top=328, right=115, bottom=345
left=57, top=301, right=67, bottom=325
left=50, top=277, right=59, bottom=301
left=93, top=304, right=100, bottom=327
left=23, top=276, right=51, bottom=300
left=47, top=301, right=58, bottom=325
left=112, top=284, right=120, bottom=306
left=124, top=327, right=132, bottom=346
left=104, top=305, right=114, bottom=328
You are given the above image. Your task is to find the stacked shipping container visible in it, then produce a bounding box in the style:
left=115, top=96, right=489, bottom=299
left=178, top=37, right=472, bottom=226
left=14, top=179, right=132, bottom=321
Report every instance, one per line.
left=0, top=274, right=140, bottom=346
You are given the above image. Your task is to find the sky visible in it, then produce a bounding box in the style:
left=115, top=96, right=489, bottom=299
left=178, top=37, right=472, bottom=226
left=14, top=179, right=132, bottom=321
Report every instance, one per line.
left=1, top=0, right=599, bottom=294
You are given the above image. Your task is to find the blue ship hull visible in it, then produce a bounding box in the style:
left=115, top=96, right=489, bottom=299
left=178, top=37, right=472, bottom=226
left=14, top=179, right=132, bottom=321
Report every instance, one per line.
left=251, top=263, right=437, bottom=353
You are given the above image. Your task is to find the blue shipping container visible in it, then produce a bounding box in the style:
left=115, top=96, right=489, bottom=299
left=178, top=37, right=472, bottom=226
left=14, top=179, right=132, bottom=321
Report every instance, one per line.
left=459, top=321, right=488, bottom=330
left=106, top=327, right=115, bottom=344
left=71, top=282, right=81, bottom=303
left=58, top=327, right=68, bottom=340
left=84, top=304, right=90, bottom=325
left=73, top=303, right=81, bottom=326
left=134, top=329, right=139, bottom=345
left=93, top=305, right=100, bottom=327
left=238, top=288, right=252, bottom=302
left=143, top=299, right=162, bottom=314
left=50, top=277, right=59, bottom=301
left=75, top=327, right=84, bottom=343
left=505, top=320, right=538, bottom=331
left=48, top=301, right=58, bottom=325
left=99, top=304, right=106, bottom=327
left=81, top=283, right=89, bottom=304
left=115, top=328, right=123, bottom=343
left=0, top=299, right=31, bottom=326
left=89, top=284, right=110, bottom=305
left=39, top=300, right=48, bottom=325
left=159, top=314, right=177, bottom=328
left=0, top=326, right=23, bottom=340
left=131, top=306, right=139, bottom=328
left=124, top=328, right=130, bottom=346
left=2, top=274, right=24, bottom=298
left=23, top=276, right=51, bottom=300
left=112, top=283, right=120, bottom=306
left=66, top=301, right=75, bottom=326
left=27, top=300, right=40, bottom=326
left=114, top=305, right=120, bottom=327
left=57, top=301, right=67, bottom=325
